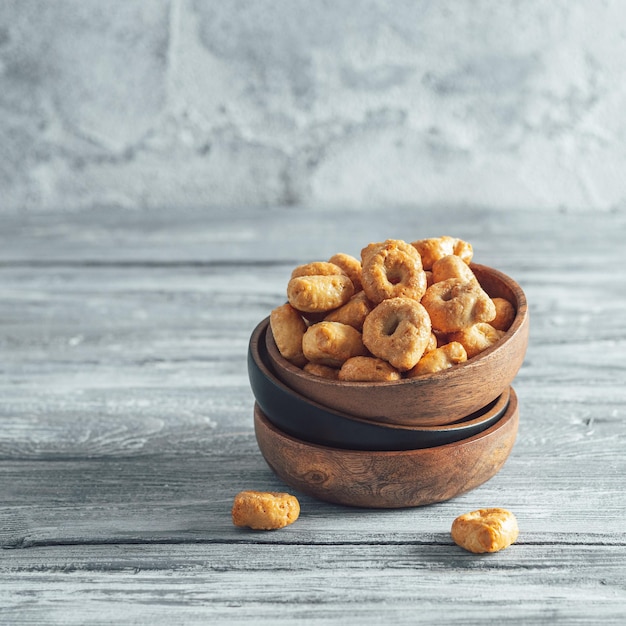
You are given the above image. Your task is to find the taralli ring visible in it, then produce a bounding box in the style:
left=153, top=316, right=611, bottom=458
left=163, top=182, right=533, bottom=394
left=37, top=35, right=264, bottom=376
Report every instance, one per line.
left=324, top=291, right=373, bottom=331
left=290, top=261, right=345, bottom=279
left=270, top=303, right=307, bottom=366
left=361, top=239, right=427, bottom=304
left=451, top=508, right=519, bottom=553
left=412, top=236, right=473, bottom=270
left=406, top=341, right=467, bottom=377
left=431, top=254, right=477, bottom=284
left=421, top=278, right=496, bottom=333
left=232, top=490, right=300, bottom=530
left=449, top=323, right=505, bottom=359
left=302, top=321, right=367, bottom=367
left=328, top=253, right=363, bottom=292
left=303, top=362, right=340, bottom=379
left=338, top=356, right=401, bottom=382
left=362, top=297, right=432, bottom=371
left=491, top=297, right=516, bottom=331
left=287, top=274, right=355, bottom=313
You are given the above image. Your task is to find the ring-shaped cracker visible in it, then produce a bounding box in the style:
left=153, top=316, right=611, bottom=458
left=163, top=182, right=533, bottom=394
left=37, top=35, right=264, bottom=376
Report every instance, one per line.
left=361, top=239, right=427, bottom=304
left=302, top=321, right=367, bottom=367
left=291, top=261, right=345, bottom=279
left=324, top=291, right=373, bottom=331
left=287, top=274, right=355, bottom=313
left=432, top=255, right=476, bottom=284
left=412, top=236, right=473, bottom=270
left=448, top=323, right=505, bottom=359
left=270, top=303, right=307, bottom=366
left=406, top=341, right=468, bottom=378
left=328, top=253, right=362, bottom=292
left=425, top=332, right=438, bottom=354
left=303, top=362, right=340, bottom=380
left=338, top=356, right=401, bottom=382
left=491, top=297, right=516, bottom=331
left=231, top=490, right=300, bottom=530
left=421, top=278, right=496, bottom=333
left=362, top=297, right=432, bottom=371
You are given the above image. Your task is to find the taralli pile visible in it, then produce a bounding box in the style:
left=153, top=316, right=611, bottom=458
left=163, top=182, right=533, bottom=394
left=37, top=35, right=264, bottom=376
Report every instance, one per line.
left=231, top=490, right=300, bottom=530
left=270, top=236, right=515, bottom=382
left=451, top=508, right=519, bottom=553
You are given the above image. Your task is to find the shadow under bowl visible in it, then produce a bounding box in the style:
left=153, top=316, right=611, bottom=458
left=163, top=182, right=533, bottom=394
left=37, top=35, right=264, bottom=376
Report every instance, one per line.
left=254, top=387, right=519, bottom=509
left=265, top=263, right=529, bottom=427
left=249, top=319, right=510, bottom=451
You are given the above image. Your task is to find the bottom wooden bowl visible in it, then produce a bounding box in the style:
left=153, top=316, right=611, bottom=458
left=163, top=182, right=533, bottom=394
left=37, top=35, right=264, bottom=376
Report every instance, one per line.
left=254, top=387, right=519, bottom=509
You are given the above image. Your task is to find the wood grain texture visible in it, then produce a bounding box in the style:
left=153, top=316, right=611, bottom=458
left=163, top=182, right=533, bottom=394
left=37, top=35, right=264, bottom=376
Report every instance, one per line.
left=2, top=543, right=626, bottom=625
left=1, top=207, right=626, bottom=623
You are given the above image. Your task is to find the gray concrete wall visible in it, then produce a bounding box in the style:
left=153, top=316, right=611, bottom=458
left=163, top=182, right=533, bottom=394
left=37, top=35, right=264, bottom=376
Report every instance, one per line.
left=1, top=0, right=625, bottom=213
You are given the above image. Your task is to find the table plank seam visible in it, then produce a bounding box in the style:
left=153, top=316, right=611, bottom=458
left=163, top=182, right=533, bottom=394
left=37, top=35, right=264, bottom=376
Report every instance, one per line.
left=4, top=538, right=626, bottom=551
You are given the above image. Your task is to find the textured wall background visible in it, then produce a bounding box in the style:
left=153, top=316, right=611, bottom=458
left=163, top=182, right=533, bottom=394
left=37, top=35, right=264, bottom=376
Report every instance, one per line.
left=1, top=0, right=626, bottom=213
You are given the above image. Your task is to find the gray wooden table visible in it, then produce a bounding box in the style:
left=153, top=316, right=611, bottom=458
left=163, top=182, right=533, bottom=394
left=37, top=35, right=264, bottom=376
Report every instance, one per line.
left=1, top=207, right=625, bottom=624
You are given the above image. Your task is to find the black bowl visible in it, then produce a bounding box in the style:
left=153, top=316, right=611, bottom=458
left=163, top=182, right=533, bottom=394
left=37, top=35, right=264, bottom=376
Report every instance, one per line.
left=248, top=319, right=510, bottom=451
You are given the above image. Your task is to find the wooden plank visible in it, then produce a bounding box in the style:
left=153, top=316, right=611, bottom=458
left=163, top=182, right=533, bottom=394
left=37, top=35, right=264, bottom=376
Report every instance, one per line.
left=1, top=543, right=626, bottom=625
left=2, top=207, right=625, bottom=268
left=2, top=448, right=626, bottom=548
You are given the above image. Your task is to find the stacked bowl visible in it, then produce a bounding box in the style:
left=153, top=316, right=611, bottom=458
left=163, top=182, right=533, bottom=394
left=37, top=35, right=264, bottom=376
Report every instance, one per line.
left=248, top=264, right=529, bottom=509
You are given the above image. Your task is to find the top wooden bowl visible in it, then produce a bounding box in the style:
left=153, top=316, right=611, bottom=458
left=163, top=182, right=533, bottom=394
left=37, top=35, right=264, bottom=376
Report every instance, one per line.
left=265, top=264, right=529, bottom=427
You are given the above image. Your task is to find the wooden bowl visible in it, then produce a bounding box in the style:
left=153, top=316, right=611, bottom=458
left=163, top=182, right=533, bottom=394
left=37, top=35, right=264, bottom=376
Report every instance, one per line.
left=265, top=264, right=529, bottom=427
left=254, top=387, right=519, bottom=508
left=249, top=318, right=510, bottom=451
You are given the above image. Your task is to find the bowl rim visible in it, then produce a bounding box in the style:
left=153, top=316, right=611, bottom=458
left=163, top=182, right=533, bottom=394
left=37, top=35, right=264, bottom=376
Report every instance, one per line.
left=249, top=318, right=511, bottom=443
left=265, top=263, right=528, bottom=389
